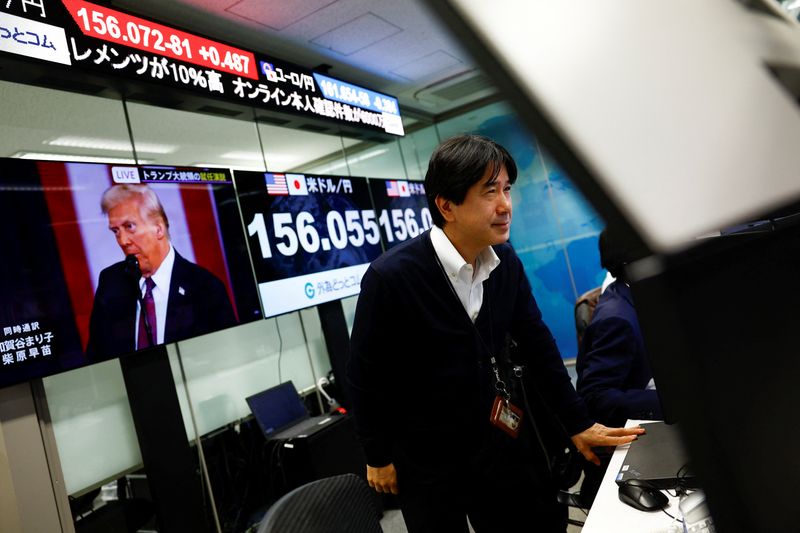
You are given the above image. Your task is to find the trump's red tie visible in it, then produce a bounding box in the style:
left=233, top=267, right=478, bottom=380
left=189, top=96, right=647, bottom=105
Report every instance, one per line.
left=137, top=277, right=157, bottom=348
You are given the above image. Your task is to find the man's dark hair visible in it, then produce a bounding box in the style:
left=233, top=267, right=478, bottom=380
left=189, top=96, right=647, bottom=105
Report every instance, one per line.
left=599, top=227, right=650, bottom=282
left=424, top=134, right=517, bottom=228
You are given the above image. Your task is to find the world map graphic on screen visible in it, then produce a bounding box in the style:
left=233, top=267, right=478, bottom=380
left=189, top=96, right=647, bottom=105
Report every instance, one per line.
left=475, top=113, right=606, bottom=359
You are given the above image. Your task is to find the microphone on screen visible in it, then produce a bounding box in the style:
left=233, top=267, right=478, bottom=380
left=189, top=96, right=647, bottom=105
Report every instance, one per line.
left=124, top=254, right=142, bottom=281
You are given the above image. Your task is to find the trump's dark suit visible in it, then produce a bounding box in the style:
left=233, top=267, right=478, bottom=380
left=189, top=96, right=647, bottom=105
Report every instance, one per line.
left=86, top=251, right=236, bottom=361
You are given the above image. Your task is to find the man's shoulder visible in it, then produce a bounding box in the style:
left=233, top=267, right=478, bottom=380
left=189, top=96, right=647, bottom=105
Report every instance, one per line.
left=492, top=241, right=518, bottom=263
left=173, top=252, right=202, bottom=273
left=489, top=242, right=523, bottom=282
left=591, top=291, right=639, bottom=331
left=97, top=260, right=128, bottom=283
left=171, top=253, right=226, bottom=287
left=100, top=259, right=126, bottom=272
left=596, top=283, right=633, bottom=313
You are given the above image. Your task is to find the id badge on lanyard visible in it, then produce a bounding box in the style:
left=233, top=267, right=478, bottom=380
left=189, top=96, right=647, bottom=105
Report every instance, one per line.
left=488, top=356, right=523, bottom=438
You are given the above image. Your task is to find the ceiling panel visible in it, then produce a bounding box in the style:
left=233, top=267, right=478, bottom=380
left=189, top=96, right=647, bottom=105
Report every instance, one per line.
left=226, top=0, right=339, bottom=31
left=310, top=12, right=402, bottom=55
left=390, top=50, right=463, bottom=81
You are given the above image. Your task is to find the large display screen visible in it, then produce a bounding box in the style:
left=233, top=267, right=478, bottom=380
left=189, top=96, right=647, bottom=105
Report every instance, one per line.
left=0, top=158, right=260, bottom=388
left=367, top=178, right=433, bottom=249
left=0, top=158, right=435, bottom=388
left=234, top=171, right=383, bottom=317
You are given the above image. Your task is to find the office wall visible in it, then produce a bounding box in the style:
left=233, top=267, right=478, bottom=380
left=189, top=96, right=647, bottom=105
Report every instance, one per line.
left=0, top=77, right=605, bottom=519
left=399, top=126, right=441, bottom=182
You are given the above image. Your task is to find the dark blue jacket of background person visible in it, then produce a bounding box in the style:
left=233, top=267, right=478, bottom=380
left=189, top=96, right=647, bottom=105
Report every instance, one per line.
left=576, top=280, right=662, bottom=428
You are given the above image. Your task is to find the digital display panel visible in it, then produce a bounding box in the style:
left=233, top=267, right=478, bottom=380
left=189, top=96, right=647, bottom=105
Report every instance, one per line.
left=0, top=1, right=403, bottom=136
left=368, top=178, right=433, bottom=249
left=234, top=170, right=383, bottom=317
left=0, top=158, right=260, bottom=388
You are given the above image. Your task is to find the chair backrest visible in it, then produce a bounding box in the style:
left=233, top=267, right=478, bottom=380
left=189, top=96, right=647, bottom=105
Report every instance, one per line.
left=258, top=474, right=383, bottom=533
left=575, top=286, right=602, bottom=347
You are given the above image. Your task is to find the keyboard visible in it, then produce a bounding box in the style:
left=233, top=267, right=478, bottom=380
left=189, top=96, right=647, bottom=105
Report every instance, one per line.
left=271, top=415, right=334, bottom=440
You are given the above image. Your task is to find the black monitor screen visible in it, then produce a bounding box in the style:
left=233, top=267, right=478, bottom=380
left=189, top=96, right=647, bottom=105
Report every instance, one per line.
left=367, top=178, right=432, bottom=250
left=234, top=171, right=383, bottom=317
left=245, top=380, right=307, bottom=437
left=631, top=223, right=800, bottom=533
left=0, top=158, right=261, bottom=388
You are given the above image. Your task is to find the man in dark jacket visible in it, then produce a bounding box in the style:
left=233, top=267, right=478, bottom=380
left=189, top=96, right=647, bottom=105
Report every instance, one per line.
left=347, top=135, right=643, bottom=533
left=577, top=228, right=663, bottom=427
left=575, top=226, right=663, bottom=505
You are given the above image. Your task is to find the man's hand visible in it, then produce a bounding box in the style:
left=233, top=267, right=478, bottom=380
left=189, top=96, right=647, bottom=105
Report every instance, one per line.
left=571, top=423, right=645, bottom=465
left=367, top=463, right=398, bottom=495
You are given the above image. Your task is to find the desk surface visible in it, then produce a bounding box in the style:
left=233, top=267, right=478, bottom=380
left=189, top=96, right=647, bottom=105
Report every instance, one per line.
left=581, top=421, right=682, bottom=533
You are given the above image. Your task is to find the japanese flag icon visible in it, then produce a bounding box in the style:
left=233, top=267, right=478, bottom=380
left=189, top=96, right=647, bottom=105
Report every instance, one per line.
left=398, top=180, right=411, bottom=197
left=287, top=174, right=309, bottom=196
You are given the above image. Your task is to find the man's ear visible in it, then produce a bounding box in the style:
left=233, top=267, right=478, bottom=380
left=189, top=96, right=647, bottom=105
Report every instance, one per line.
left=154, top=222, right=166, bottom=239
left=435, top=195, right=456, bottom=223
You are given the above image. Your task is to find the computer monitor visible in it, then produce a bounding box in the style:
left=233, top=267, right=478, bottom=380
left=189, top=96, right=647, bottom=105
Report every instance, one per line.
left=245, top=380, right=339, bottom=442
left=245, top=381, right=309, bottom=438
left=630, top=219, right=800, bottom=533
left=615, top=421, right=697, bottom=490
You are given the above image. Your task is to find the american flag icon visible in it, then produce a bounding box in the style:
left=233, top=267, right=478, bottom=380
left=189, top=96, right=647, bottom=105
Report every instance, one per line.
left=265, top=173, right=289, bottom=195
left=386, top=180, right=400, bottom=197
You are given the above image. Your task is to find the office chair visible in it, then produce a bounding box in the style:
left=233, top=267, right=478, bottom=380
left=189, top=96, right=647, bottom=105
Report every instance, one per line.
left=257, top=473, right=383, bottom=533
left=574, top=286, right=602, bottom=348
left=557, top=485, right=589, bottom=527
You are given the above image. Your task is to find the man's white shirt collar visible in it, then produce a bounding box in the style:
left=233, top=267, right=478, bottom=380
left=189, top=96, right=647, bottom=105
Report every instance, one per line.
left=430, top=226, right=500, bottom=322
left=136, top=244, right=174, bottom=347
left=142, top=244, right=174, bottom=296
left=430, top=225, right=500, bottom=281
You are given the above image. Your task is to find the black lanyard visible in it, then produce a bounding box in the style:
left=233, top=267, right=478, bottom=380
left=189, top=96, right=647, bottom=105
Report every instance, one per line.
left=432, top=246, right=511, bottom=403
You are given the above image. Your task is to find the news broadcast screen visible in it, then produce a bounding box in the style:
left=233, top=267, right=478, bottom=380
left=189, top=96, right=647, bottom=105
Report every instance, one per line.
left=0, top=158, right=261, bottom=388
left=234, top=171, right=383, bottom=317
left=367, top=178, right=432, bottom=250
